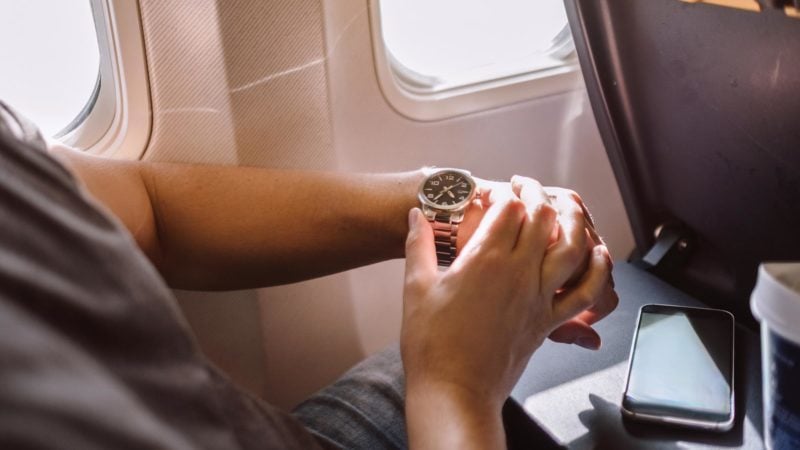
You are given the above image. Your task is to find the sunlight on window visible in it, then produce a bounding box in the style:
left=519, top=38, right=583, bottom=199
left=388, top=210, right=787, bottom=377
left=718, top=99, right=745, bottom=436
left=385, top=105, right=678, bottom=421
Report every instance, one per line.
left=378, top=0, right=572, bottom=92
left=0, top=1, right=100, bottom=137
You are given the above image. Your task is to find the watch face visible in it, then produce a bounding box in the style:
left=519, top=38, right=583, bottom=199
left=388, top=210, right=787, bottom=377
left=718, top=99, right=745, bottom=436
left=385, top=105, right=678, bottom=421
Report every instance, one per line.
left=420, top=170, right=475, bottom=209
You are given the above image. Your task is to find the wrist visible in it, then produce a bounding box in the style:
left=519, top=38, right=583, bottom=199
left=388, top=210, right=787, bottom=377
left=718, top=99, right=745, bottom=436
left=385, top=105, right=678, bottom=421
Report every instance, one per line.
left=392, top=169, right=427, bottom=258
left=406, top=381, right=505, bottom=450
left=407, top=379, right=504, bottom=414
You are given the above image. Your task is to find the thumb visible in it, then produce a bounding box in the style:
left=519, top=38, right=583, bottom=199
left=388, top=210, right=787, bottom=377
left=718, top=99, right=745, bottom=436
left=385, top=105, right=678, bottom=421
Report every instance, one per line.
left=404, top=208, right=437, bottom=293
left=548, top=319, right=602, bottom=350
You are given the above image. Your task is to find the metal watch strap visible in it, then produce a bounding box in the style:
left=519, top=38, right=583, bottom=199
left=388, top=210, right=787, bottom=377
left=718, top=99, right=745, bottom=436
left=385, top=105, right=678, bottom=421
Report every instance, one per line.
left=431, top=213, right=458, bottom=267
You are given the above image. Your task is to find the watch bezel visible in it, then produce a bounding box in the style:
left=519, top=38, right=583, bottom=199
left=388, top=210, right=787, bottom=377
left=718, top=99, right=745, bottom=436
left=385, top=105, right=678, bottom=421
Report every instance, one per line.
left=417, top=168, right=477, bottom=212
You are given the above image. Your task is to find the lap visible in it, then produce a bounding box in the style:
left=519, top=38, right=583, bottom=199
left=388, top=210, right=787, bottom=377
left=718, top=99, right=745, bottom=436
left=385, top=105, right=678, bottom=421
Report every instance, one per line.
left=293, top=344, right=560, bottom=450
left=293, top=345, right=407, bottom=450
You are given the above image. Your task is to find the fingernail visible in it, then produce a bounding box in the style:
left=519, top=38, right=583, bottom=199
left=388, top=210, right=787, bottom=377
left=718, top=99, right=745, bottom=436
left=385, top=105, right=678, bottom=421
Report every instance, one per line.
left=576, top=336, right=600, bottom=350
left=598, top=245, right=612, bottom=265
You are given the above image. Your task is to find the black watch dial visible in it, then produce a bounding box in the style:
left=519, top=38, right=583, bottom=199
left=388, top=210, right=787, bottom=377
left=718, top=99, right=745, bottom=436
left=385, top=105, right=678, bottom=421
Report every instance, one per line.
left=421, top=171, right=475, bottom=207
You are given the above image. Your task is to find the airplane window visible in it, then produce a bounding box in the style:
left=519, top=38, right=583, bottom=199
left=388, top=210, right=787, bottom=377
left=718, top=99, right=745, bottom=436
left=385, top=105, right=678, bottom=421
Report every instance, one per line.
left=377, top=0, right=574, bottom=94
left=0, top=1, right=101, bottom=138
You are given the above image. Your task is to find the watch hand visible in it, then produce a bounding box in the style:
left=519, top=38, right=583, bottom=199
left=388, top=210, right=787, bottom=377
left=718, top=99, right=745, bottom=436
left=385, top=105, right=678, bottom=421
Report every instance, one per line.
left=447, top=190, right=455, bottom=198
left=440, top=184, right=457, bottom=194
left=434, top=185, right=455, bottom=200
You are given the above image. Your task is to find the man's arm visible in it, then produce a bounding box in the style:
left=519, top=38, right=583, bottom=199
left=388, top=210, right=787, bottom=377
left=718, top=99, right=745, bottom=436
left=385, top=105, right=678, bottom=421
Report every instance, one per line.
left=51, top=144, right=423, bottom=290
left=51, top=144, right=617, bottom=345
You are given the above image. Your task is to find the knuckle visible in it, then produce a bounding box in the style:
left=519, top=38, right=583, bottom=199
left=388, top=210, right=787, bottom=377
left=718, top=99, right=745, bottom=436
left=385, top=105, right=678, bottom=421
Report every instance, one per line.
left=608, top=290, right=620, bottom=310
left=403, top=272, right=419, bottom=289
left=512, top=174, right=536, bottom=186
left=524, top=176, right=542, bottom=189
left=575, top=288, right=596, bottom=309
left=598, top=252, right=613, bottom=276
left=596, top=284, right=619, bottom=311
left=532, top=203, right=556, bottom=222
left=497, top=197, right=526, bottom=219
left=506, top=197, right=526, bottom=213
left=566, top=189, right=583, bottom=204
left=567, top=199, right=584, bottom=219
left=404, top=272, right=426, bottom=294
left=483, top=247, right=507, bottom=265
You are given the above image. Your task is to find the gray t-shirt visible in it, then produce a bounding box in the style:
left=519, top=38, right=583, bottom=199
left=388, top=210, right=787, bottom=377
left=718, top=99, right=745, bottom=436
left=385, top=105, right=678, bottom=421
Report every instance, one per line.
left=0, top=102, right=321, bottom=450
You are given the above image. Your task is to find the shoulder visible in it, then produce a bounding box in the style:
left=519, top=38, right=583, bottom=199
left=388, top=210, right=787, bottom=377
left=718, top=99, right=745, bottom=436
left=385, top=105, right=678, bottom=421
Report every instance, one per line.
left=0, top=101, right=47, bottom=151
left=0, top=100, right=79, bottom=189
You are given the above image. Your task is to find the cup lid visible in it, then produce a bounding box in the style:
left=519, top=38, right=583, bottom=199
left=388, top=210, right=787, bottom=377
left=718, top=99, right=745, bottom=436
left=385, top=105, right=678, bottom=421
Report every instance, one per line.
left=751, top=263, right=800, bottom=344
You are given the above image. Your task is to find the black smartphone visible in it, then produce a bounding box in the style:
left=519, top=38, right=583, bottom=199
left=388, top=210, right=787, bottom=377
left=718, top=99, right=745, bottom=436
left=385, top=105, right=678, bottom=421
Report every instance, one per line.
left=621, top=304, right=735, bottom=431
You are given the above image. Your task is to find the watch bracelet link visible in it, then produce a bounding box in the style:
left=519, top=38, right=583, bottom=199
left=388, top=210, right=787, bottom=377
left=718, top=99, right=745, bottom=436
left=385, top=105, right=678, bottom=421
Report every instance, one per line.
left=431, top=213, right=458, bottom=267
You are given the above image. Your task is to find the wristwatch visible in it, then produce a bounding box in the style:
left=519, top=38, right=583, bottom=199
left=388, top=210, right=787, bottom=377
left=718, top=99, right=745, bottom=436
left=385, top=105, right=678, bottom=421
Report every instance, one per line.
left=417, top=168, right=478, bottom=267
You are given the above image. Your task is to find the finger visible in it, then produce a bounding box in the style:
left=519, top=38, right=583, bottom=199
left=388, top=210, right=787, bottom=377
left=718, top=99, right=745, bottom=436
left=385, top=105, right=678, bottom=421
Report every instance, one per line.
left=541, top=192, right=589, bottom=295
left=583, top=228, right=614, bottom=275
left=512, top=175, right=560, bottom=245
left=511, top=175, right=549, bottom=209
left=477, top=186, right=493, bottom=207
left=578, top=197, right=604, bottom=246
left=561, top=229, right=595, bottom=288
left=547, top=187, right=604, bottom=246
left=548, top=319, right=602, bottom=350
left=454, top=197, right=489, bottom=255
left=404, top=208, right=438, bottom=294
left=515, top=203, right=557, bottom=271
left=477, top=179, right=514, bottom=205
left=551, top=245, right=612, bottom=324
left=459, top=197, right=527, bottom=258
left=487, top=188, right=510, bottom=205
left=571, top=282, right=619, bottom=326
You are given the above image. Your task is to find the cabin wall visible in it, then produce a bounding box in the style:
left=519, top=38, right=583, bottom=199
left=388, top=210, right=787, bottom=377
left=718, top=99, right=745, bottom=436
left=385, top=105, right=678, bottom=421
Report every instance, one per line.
left=136, top=0, right=634, bottom=409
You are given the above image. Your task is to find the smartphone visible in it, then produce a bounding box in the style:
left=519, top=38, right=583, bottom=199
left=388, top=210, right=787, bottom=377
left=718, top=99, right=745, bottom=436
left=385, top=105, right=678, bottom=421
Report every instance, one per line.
left=621, top=304, right=735, bottom=431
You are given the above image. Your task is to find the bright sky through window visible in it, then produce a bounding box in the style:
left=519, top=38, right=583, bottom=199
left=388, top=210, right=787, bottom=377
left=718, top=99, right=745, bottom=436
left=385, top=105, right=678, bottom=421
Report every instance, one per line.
left=378, top=0, right=571, bottom=90
left=0, top=1, right=100, bottom=136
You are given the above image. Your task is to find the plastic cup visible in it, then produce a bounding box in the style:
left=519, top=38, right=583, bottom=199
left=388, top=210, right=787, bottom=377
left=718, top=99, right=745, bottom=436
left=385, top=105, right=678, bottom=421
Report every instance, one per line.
left=751, top=263, right=800, bottom=450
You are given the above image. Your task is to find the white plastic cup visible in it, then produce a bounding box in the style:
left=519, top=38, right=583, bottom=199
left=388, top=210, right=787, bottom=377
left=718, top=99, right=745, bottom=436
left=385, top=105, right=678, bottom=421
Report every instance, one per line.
left=751, top=263, right=800, bottom=450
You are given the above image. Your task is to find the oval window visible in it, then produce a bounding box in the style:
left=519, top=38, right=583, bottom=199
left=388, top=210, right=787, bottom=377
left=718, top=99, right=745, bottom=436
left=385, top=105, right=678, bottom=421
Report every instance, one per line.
left=0, top=1, right=101, bottom=137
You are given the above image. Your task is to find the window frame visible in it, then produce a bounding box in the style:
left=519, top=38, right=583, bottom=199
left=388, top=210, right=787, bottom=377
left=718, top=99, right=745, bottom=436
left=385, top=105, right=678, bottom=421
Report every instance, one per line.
left=59, top=0, right=151, bottom=160
left=368, top=0, right=584, bottom=121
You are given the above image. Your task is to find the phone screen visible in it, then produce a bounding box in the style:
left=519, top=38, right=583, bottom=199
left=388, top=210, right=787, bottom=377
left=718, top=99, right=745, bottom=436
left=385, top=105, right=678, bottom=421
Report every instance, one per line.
left=623, top=305, right=734, bottom=425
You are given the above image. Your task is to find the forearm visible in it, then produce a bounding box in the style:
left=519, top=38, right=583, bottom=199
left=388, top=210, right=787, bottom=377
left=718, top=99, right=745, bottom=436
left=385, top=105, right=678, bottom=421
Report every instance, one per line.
left=140, top=164, right=423, bottom=289
left=406, top=383, right=506, bottom=450
left=51, top=145, right=424, bottom=290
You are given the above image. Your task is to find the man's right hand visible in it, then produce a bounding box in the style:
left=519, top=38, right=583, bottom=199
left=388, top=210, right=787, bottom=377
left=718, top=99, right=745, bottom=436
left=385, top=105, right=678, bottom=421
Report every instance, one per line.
left=401, top=183, right=612, bottom=449
left=452, top=176, right=619, bottom=350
